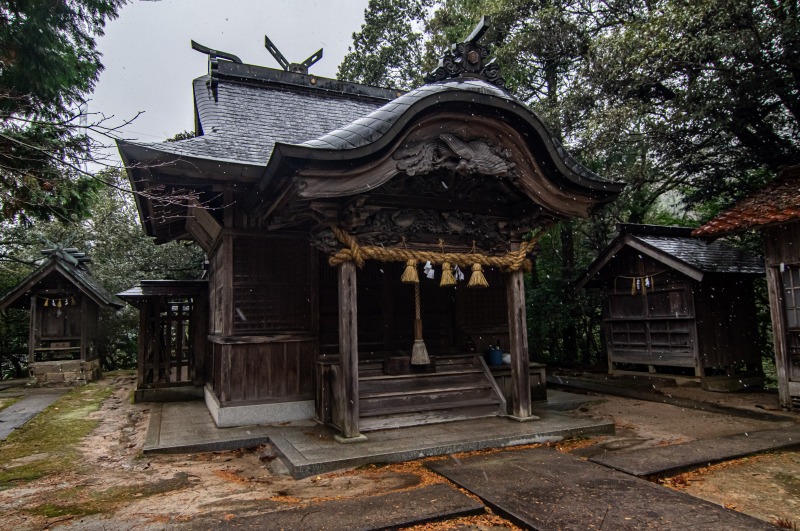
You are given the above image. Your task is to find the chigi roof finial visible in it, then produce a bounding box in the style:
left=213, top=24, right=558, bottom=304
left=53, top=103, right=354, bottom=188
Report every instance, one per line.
left=265, top=35, right=323, bottom=75
left=425, top=16, right=505, bottom=89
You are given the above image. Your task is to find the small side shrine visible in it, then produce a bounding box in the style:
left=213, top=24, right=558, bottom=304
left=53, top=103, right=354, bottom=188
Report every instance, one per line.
left=118, top=280, right=208, bottom=403
left=695, top=164, right=800, bottom=408
left=0, top=248, right=125, bottom=384
left=118, top=19, right=623, bottom=438
left=574, top=224, right=765, bottom=390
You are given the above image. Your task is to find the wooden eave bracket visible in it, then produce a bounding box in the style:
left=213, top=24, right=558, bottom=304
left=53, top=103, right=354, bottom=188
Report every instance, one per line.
left=186, top=197, right=222, bottom=252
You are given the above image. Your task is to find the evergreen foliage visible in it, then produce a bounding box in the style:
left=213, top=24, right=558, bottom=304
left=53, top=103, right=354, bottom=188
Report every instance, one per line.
left=0, top=0, right=124, bottom=223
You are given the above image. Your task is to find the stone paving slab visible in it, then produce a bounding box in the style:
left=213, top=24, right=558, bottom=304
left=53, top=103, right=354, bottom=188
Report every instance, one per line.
left=272, top=411, right=613, bottom=479
left=144, top=400, right=614, bottom=479
left=590, top=424, right=800, bottom=477
left=548, top=374, right=791, bottom=422
left=428, top=446, right=778, bottom=530
left=143, top=403, right=273, bottom=454
left=0, top=389, right=67, bottom=440
left=178, top=483, right=483, bottom=530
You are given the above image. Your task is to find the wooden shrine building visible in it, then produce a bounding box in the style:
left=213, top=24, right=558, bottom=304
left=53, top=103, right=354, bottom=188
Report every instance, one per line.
left=118, top=20, right=623, bottom=439
left=695, top=164, right=800, bottom=409
left=0, top=248, right=124, bottom=384
left=574, top=224, right=765, bottom=389
left=118, top=280, right=208, bottom=402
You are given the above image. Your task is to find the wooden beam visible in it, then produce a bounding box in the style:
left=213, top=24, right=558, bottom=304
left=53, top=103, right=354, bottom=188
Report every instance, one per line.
left=766, top=265, right=792, bottom=409
left=506, top=269, right=534, bottom=419
left=336, top=261, right=366, bottom=441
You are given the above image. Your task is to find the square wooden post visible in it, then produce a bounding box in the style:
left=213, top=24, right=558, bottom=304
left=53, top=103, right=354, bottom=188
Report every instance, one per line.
left=28, top=296, right=38, bottom=364
left=766, top=265, right=792, bottom=410
left=336, top=261, right=367, bottom=442
left=507, top=268, right=536, bottom=420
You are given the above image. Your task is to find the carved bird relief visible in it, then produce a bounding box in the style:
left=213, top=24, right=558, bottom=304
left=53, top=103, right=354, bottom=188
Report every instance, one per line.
left=394, top=134, right=515, bottom=178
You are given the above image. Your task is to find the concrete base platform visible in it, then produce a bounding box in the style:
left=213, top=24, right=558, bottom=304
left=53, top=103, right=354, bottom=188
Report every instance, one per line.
left=143, top=398, right=614, bottom=479
left=429, top=446, right=777, bottom=530
left=204, top=384, right=314, bottom=428
left=590, top=424, right=800, bottom=477
left=178, top=483, right=483, bottom=530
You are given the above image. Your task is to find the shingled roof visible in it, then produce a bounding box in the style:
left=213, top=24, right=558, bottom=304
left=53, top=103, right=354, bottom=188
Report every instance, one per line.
left=118, top=61, right=398, bottom=173
left=574, top=224, right=764, bottom=290
left=0, top=250, right=125, bottom=311
left=693, top=165, right=800, bottom=238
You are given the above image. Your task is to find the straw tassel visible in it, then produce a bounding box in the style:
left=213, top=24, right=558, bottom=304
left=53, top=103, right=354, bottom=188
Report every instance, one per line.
left=468, top=263, right=489, bottom=288
left=439, top=261, right=456, bottom=287
left=400, top=259, right=419, bottom=284
left=44, top=298, right=49, bottom=307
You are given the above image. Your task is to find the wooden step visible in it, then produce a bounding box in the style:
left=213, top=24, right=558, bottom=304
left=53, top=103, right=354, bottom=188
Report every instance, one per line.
left=360, top=387, right=498, bottom=415
left=360, top=397, right=502, bottom=418
left=360, top=368, right=483, bottom=381
left=360, top=380, right=493, bottom=399
left=360, top=371, right=488, bottom=394
left=359, top=404, right=500, bottom=432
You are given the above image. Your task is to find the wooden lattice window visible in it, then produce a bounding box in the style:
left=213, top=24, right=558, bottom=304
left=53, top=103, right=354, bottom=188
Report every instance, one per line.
left=233, top=237, right=311, bottom=333
left=781, top=265, right=800, bottom=380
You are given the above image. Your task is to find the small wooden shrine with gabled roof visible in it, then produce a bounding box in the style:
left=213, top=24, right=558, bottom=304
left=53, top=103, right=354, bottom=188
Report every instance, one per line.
left=118, top=19, right=623, bottom=439
left=0, top=247, right=124, bottom=384
left=575, top=224, right=765, bottom=389
left=695, top=164, right=800, bottom=408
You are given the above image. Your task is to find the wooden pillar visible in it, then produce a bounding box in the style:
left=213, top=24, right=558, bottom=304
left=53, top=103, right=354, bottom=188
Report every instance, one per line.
left=28, top=296, right=38, bottom=364
left=766, top=265, right=792, bottom=410
left=336, top=261, right=366, bottom=442
left=506, top=269, right=535, bottom=420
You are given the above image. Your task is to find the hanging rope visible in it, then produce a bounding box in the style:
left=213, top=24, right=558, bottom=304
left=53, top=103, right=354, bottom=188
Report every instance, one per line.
left=414, top=283, right=421, bottom=320
left=326, top=224, right=553, bottom=272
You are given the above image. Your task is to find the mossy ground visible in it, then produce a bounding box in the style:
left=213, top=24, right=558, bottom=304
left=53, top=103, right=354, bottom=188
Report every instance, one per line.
left=22, top=473, right=192, bottom=518
left=0, top=383, right=113, bottom=487
left=0, top=395, right=21, bottom=412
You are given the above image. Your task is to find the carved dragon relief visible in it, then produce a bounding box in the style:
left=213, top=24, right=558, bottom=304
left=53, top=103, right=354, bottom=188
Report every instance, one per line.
left=393, top=133, right=515, bottom=178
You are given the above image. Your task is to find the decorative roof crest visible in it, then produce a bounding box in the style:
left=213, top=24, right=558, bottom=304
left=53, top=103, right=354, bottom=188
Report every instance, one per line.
left=425, top=16, right=505, bottom=88
left=264, top=34, right=323, bottom=75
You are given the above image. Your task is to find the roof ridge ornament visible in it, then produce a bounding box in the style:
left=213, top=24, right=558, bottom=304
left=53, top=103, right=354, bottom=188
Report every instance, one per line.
left=191, top=40, right=243, bottom=102
left=425, top=16, right=505, bottom=89
left=264, top=34, right=323, bottom=75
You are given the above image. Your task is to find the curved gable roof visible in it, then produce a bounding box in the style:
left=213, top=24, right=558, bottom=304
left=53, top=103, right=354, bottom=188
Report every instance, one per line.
left=260, top=78, right=623, bottom=207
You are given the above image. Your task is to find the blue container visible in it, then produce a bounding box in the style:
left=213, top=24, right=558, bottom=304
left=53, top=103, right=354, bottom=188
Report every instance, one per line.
left=487, top=347, right=503, bottom=366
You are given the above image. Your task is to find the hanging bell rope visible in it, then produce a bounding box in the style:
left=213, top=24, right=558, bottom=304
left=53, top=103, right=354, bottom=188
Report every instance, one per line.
left=326, top=224, right=553, bottom=272
left=410, top=283, right=431, bottom=365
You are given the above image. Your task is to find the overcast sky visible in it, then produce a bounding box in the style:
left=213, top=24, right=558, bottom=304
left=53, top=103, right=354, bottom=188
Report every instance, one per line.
left=90, top=0, right=369, bottom=161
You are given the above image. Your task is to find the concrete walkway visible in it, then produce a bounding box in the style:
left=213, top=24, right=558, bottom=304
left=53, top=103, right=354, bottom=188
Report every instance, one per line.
left=143, top=394, right=614, bottom=478
left=590, top=423, right=800, bottom=477
left=0, top=388, right=67, bottom=440
left=429, top=446, right=779, bottom=530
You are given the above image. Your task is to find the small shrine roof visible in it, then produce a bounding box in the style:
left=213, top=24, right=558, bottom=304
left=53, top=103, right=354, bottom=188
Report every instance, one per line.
left=574, top=224, right=764, bottom=290
left=693, top=165, right=800, bottom=238
left=0, top=251, right=125, bottom=311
